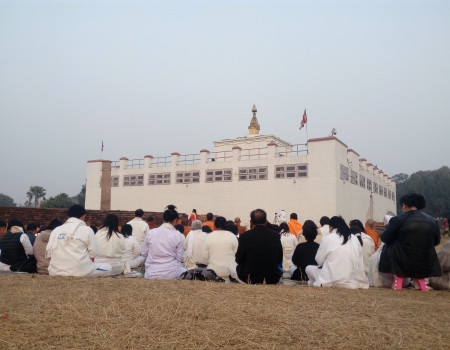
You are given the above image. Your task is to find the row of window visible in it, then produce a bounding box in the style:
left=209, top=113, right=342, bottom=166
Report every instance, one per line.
left=340, top=165, right=395, bottom=200
left=111, top=164, right=308, bottom=187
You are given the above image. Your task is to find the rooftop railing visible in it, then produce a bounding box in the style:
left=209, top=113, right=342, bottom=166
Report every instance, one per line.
left=179, top=153, right=201, bottom=165
left=240, top=147, right=268, bottom=160
left=208, top=151, right=233, bottom=162
left=152, top=156, right=171, bottom=167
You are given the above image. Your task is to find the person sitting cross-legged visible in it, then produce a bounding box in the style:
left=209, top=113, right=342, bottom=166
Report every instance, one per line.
left=202, top=216, right=238, bottom=280
left=46, top=205, right=112, bottom=277
left=229, top=209, right=283, bottom=284
left=290, top=220, right=320, bottom=282
left=141, top=205, right=187, bottom=280
left=306, top=216, right=369, bottom=289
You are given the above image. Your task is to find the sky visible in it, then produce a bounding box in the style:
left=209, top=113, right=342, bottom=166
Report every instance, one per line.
left=1, top=0, right=449, bottom=205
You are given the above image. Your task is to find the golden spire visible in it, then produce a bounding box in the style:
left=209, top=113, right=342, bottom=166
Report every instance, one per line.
left=248, top=104, right=260, bottom=135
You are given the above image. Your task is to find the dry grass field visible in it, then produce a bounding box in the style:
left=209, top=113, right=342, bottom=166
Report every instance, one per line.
left=0, top=275, right=449, bottom=350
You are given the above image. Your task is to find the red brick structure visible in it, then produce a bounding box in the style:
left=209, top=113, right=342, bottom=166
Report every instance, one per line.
left=0, top=207, right=166, bottom=228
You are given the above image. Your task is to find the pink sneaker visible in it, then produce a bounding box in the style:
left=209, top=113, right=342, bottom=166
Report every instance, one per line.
left=391, top=274, right=405, bottom=290
left=414, top=279, right=428, bottom=292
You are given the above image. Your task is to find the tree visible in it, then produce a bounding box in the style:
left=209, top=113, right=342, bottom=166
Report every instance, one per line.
left=71, top=184, right=86, bottom=206
left=0, top=193, right=16, bottom=207
left=26, top=186, right=46, bottom=208
left=395, top=166, right=450, bottom=217
left=392, top=173, right=409, bottom=185
left=40, top=193, right=74, bottom=209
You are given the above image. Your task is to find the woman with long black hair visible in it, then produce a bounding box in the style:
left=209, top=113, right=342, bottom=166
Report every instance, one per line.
left=95, top=214, right=126, bottom=275
left=305, top=216, right=369, bottom=289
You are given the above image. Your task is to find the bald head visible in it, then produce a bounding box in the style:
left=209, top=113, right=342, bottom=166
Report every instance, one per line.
left=250, top=209, right=267, bottom=225
left=234, top=217, right=241, bottom=224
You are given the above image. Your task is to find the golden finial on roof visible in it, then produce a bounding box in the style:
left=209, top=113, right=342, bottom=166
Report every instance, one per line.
left=248, top=104, right=260, bottom=135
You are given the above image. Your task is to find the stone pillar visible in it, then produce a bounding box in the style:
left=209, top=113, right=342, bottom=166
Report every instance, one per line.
left=100, top=161, right=112, bottom=211
left=232, top=146, right=241, bottom=161
left=200, top=149, right=210, bottom=163
left=171, top=152, right=180, bottom=166
left=144, top=155, right=153, bottom=168
left=267, top=142, right=278, bottom=158
left=120, top=157, right=129, bottom=169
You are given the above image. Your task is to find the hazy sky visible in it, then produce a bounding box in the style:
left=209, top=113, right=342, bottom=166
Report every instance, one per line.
left=1, top=0, right=449, bottom=205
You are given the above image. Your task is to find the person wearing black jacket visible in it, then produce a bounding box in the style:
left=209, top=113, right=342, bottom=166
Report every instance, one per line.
left=290, top=220, right=320, bottom=281
left=232, top=209, right=283, bottom=284
left=379, top=193, right=441, bottom=291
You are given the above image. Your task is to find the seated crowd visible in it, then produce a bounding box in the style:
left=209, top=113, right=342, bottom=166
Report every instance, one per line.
left=0, top=193, right=448, bottom=291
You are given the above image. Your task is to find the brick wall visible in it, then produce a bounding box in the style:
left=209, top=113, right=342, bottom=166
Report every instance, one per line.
left=0, top=207, right=167, bottom=228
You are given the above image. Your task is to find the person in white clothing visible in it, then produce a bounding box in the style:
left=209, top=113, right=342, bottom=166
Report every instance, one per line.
left=279, top=222, right=297, bottom=272
left=141, top=205, right=187, bottom=280
left=202, top=217, right=238, bottom=279
left=95, top=214, right=126, bottom=275
left=46, top=205, right=111, bottom=277
left=349, top=219, right=375, bottom=275
left=121, top=224, right=145, bottom=272
left=184, top=220, right=207, bottom=268
left=276, top=210, right=287, bottom=224
left=306, top=216, right=369, bottom=289
left=127, top=209, right=150, bottom=247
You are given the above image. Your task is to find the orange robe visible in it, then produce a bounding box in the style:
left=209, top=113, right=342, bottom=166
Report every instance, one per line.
left=288, top=219, right=303, bottom=237
left=183, top=226, right=191, bottom=237
left=202, top=221, right=215, bottom=231
left=365, top=227, right=380, bottom=251
left=237, top=224, right=247, bottom=235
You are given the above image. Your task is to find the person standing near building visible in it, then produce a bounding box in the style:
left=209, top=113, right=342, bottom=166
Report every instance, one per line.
left=46, top=205, right=111, bottom=277
left=288, top=213, right=303, bottom=238
left=127, top=209, right=150, bottom=247
left=234, top=217, right=247, bottom=235
left=188, top=209, right=198, bottom=226
left=229, top=209, right=283, bottom=284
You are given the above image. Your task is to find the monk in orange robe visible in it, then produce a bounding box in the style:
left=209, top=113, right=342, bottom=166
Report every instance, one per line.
left=288, top=213, right=303, bottom=237
left=202, top=212, right=215, bottom=231
left=234, top=217, right=247, bottom=235
left=365, top=219, right=380, bottom=251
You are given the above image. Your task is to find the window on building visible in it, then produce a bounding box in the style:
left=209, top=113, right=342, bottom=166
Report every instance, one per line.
left=367, top=179, right=372, bottom=191
left=111, top=176, right=119, bottom=187
left=275, top=164, right=308, bottom=179
left=392, top=192, right=396, bottom=201
left=238, top=167, right=268, bottom=181
left=340, top=165, right=349, bottom=181
left=206, top=169, right=232, bottom=183
left=379, top=185, right=384, bottom=196
left=176, top=171, right=200, bottom=184
left=359, top=175, right=366, bottom=188
left=148, top=173, right=171, bottom=185
left=350, top=171, right=358, bottom=185
left=124, top=174, right=144, bottom=186
left=373, top=182, right=378, bottom=194
left=384, top=187, right=388, bottom=197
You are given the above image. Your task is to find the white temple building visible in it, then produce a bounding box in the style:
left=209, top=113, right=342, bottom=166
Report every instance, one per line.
left=85, top=105, right=396, bottom=225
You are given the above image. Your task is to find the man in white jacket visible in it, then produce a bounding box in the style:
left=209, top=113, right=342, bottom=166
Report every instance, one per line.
left=46, top=205, right=111, bottom=277
left=127, top=209, right=150, bottom=247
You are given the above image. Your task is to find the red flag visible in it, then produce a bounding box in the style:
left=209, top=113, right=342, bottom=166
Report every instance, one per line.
left=299, top=109, right=307, bottom=130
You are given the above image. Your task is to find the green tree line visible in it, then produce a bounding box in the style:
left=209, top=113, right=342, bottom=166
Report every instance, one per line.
left=393, top=166, right=450, bottom=217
